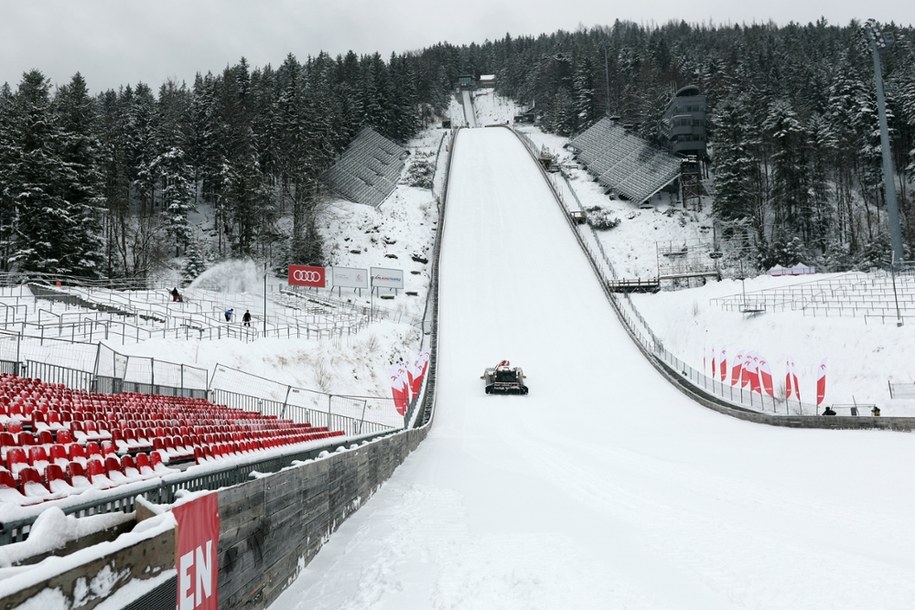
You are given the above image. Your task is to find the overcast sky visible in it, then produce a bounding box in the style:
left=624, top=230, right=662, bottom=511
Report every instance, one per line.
left=1, top=1, right=911, bottom=93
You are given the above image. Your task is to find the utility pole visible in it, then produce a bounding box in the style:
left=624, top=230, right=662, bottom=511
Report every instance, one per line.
left=862, top=20, right=904, bottom=268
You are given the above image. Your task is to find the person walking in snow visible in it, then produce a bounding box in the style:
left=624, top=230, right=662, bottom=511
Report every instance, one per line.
left=242, top=310, right=251, bottom=327
left=224, top=308, right=234, bottom=322
left=170, top=287, right=180, bottom=302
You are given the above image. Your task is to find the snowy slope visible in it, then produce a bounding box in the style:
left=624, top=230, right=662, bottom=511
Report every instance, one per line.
left=268, top=127, right=915, bottom=609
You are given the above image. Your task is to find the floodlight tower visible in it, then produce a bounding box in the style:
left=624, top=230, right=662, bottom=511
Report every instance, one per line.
left=862, top=20, right=904, bottom=268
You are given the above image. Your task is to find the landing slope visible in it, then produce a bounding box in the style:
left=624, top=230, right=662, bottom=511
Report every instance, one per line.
left=270, top=128, right=915, bottom=609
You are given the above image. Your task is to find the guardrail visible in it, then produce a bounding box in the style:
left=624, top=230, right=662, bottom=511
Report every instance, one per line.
left=409, top=128, right=456, bottom=428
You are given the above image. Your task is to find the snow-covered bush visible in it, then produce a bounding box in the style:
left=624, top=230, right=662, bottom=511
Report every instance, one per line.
left=406, top=153, right=435, bottom=189
left=585, top=206, right=620, bottom=231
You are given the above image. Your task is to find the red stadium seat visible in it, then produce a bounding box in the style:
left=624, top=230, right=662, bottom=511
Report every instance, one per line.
left=28, top=446, right=50, bottom=474
left=86, top=458, right=112, bottom=489
left=49, top=444, right=69, bottom=468
left=120, top=455, right=142, bottom=480
left=18, top=466, right=52, bottom=499
left=105, top=456, right=128, bottom=485
left=150, top=450, right=167, bottom=472
left=67, top=462, right=92, bottom=489
left=0, top=431, right=16, bottom=453
left=56, top=429, right=72, bottom=444
left=0, top=468, right=37, bottom=504
left=6, top=447, right=28, bottom=475
left=45, top=464, right=76, bottom=495
left=68, top=443, right=87, bottom=464
left=31, top=410, right=48, bottom=430
left=136, top=453, right=155, bottom=477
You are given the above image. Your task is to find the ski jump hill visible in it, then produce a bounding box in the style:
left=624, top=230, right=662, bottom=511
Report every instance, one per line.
left=4, top=126, right=915, bottom=609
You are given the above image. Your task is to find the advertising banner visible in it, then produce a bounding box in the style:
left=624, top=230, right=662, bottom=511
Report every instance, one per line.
left=174, top=493, right=220, bottom=610
left=370, top=267, right=404, bottom=290
left=332, top=266, right=368, bottom=289
left=288, top=265, right=326, bottom=288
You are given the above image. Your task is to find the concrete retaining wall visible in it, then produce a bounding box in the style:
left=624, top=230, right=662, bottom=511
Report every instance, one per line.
left=216, top=425, right=430, bottom=609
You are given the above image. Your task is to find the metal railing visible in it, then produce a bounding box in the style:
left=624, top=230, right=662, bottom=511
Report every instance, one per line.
left=210, top=388, right=395, bottom=436
left=409, top=128, right=456, bottom=428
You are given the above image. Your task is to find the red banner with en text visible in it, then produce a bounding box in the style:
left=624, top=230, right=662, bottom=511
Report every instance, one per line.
left=174, top=493, right=220, bottom=610
left=288, top=265, right=327, bottom=288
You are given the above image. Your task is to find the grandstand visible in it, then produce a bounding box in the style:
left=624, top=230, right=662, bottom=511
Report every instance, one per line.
left=1, top=281, right=368, bottom=345
left=320, top=127, right=408, bottom=207
left=570, top=117, right=681, bottom=206
left=0, top=373, right=345, bottom=506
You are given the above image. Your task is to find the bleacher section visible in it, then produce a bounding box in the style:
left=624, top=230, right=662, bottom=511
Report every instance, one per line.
left=710, top=271, right=915, bottom=324
left=320, top=128, right=408, bottom=207
left=570, top=117, right=681, bottom=205
left=0, top=373, right=344, bottom=505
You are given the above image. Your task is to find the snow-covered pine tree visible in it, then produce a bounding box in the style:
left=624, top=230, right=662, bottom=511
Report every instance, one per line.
left=181, top=239, right=207, bottom=284
left=361, top=53, right=393, bottom=137
left=125, top=83, right=158, bottom=216
left=390, top=54, right=419, bottom=141
left=572, top=55, right=595, bottom=132
left=806, top=113, right=839, bottom=251
left=711, top=98, right=757, bottom=222
left=0, top=83, right=14, bottom=270
left=763, top=99, right=812, bottom=242
left=150, top=146, right=194, bottom=255
left=7, top=70, right=76, bottom=274
left=53, top=72, right=105, bottom=278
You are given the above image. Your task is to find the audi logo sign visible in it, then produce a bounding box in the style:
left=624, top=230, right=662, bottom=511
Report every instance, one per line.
left=288, top=265, right=326, bottom=288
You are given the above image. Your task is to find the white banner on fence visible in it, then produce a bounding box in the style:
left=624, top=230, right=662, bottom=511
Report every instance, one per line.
left=331, top=266, right=368, bottom=289
left=370, top=267, right=404, bottom=290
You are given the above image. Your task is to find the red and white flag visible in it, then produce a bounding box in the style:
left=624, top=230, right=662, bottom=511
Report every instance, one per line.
left=730, top=350, right=744, bottom=386
left=710, top=346, right=717, bottom=378
left=816, top=358, right=827, bottom=406
left=409, top=351, right=430, bottom=398
left=740, top=352, right=753, bottom=388
left=750, top=354, right=762, bottom=393
left=389, top=365, right=409, bottom=415
left=758, top=356, right=774, bottom=397
left=719, top=348, right=727, bottom=383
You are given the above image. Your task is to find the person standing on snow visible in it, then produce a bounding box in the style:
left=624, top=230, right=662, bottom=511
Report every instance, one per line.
left=224, top=308, right=234, bottom=322
left=242, top=310, right=252, bottom=327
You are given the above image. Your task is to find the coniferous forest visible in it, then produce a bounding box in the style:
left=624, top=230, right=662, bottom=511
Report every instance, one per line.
left=1, top=19, right=914, bottom=280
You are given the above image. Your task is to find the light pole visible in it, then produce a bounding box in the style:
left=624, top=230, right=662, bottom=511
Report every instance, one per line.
left=862, top=20, right=904, bottom=269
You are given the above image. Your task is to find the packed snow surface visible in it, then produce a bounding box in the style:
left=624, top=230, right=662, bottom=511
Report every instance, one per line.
left=269, top=127, right=915, bottom=609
